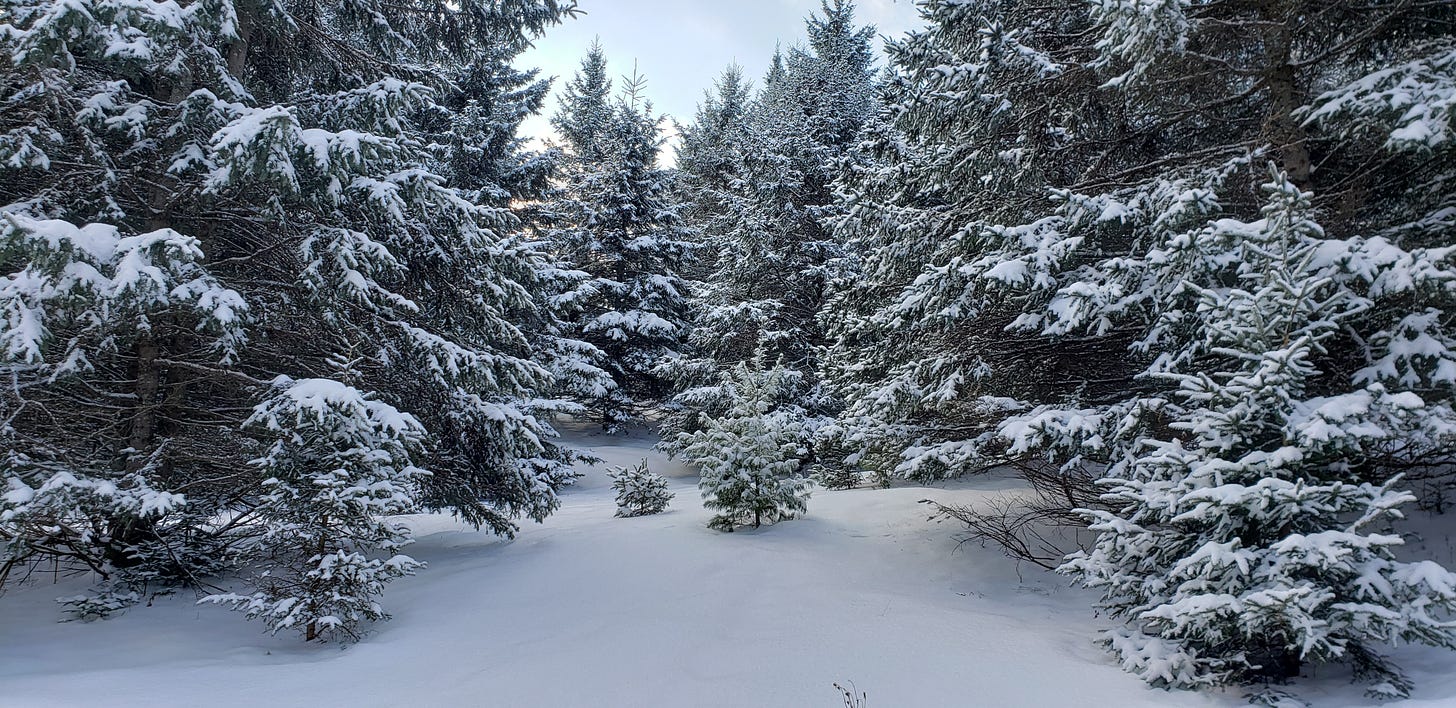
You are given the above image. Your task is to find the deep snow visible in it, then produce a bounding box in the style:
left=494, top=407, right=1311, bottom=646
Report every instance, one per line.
left=1, top=425, right=1452, bottom=707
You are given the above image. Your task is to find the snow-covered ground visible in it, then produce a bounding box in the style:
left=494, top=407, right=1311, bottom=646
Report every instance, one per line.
left=1, top=426, right=1452, bottom=707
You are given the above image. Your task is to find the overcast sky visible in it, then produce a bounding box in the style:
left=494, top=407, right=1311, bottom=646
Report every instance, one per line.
left=516, top=0, right=926, bottom=155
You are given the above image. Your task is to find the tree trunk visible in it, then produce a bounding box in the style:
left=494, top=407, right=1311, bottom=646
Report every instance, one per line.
left=1260, top=2, right=1312, bottom=187
left=1247, top=642, right=1302, bottom=682
left=127, top=336, right=161, bottom=470
left=226, top=4, right=256, bottom=78
left=104, top=335, right=162, bottom=568
left=306, top=532, right=328, bottom=641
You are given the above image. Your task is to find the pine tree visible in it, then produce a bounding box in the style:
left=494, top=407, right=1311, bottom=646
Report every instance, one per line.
left=545, top=58, right=694, bottom=431
left=681, top=364, right=812, bottom=532
left=0, top=0, right=583, bottom=634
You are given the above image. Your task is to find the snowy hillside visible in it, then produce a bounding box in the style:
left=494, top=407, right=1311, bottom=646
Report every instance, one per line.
left=3, top=426, right=1452, bottom=707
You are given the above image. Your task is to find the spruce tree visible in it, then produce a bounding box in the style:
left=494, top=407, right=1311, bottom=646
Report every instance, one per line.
left=657, top=65, right=755, bottom=437
left=676, top=65, right=753, bottom=198
left=551, top=39, right=614, bottom=164
left=609, top=458, right=673, bottom=518
left=824, top=1, right=1456, bottom=483
left=0, top=0, right=583, bottom=636
left=664, top=1, right=877, bottom=465
left=821, top=0, right=1109, bottom=483
left=424, top=28, right=615, bottom=435
left=824, top=0, right=1456, bottom=694
left=681, top=364, right=812, bottom=532
left=205, top=378, right=427, bottom=642
left=1059, top=170, right=1456, bottom=695
left=546, top=59, right=694, bottom=431
left=697, top=0, right=874, bottom=375
left=821, top=0, right=1456, bottom=690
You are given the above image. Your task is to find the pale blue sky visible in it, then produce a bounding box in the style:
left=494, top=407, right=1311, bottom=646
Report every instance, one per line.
left=517, top=0, right=926, bottom=152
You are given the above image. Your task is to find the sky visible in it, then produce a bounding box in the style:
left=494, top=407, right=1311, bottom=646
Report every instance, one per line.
left=516, top=0, right=927, bottom=158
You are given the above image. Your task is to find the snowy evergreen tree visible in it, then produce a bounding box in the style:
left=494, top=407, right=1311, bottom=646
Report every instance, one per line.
left=824, top=0, right=1456, bottom=694
left=820, top=0, right=1101, bottom=484
left=423, top=22, right=615, bottom=435
left=608, top=458, right=673, bottom=518
left=701, top=0, right=873, bottom=374
left=205, top=378, right=427, bottom=642
left=550, top=39, right=614, bottom=165
left=681, top=364, right=812, bottom=532
left=1058, top=170, right=1456, bottom=695
left=675, top=65, right=753, bottom=199
left=663, top=1, right=877, bottom=462
left=0, top=0, right=586, bottom=634
left=546, top=58, right=694, bottom=431
left=656, top=65, right=754, bottom=438
left=825, top=0, right=1456, bottom=481
left=666, top=63, right=753, bottom=303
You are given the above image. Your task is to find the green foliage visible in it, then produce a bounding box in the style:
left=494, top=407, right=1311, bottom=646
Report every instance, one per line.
left=609, top=458, right=674, bottom=517
left=0, top=0, right=582, bottom=639
left=680, top=365, right=812, bottom=532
